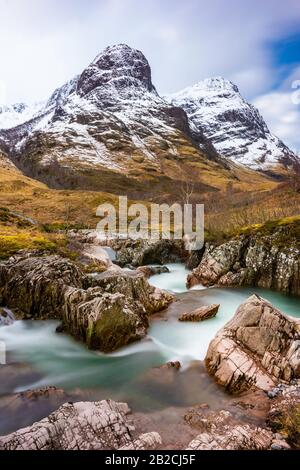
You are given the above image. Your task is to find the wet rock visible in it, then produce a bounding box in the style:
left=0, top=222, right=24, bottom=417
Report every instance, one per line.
left=16, top=387, right=67, bottom=402
left=179, top=304, right=219, bottom=322
left=0, top=254, right=173, bottom=352
left=187, top=226, right=300, bottom=296
left=136, top=361, right=182, bottom=391
left=136, top=265, right=170, bottom=278
left=0, top=254, right=83, bottom=319
left=185, top=248, right=205, bottom=270
left=205, top=295, right=300, bottom=394
left=55, top=323, right=65, bottom=334
left=0, top=307, right=15, bottom=326
left=111, top=239, right=184, bottom=267
left=64, top=270, right=173, bottom=352
left=0, top=400, right=162, bottom=450
left=163, top=361, right=181, bottom=370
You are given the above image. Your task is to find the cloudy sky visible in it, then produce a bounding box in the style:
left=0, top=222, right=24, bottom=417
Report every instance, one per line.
left=0, top=0, right=300, bottom=149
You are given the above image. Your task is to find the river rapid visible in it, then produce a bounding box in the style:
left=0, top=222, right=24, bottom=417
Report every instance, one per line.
left=0, top=262, right=299, bottom=434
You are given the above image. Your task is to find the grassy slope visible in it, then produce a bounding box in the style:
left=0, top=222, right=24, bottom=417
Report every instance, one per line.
left=0, top=166, right=124, bottom=226
left=0, top=164, right=298, bottom=259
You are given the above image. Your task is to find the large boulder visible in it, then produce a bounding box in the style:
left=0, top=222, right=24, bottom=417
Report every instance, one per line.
left=0, top=254, right=173, bottom=352
left=187, top=226, right=300, bottom=296
left=0, top=253, right=83, bottom=319
left=64, top=271, right=172, bottom=352
left=0, top=399, right=162, bottom=450
left=205, top=295, right=300, bottom=394
left=111, top=239, right=184, bottom=267
left=187, top=239, right=245, bottom=287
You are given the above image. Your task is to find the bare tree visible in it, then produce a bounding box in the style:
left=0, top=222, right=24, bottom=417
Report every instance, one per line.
left=180, top=180, right=195, bottom=205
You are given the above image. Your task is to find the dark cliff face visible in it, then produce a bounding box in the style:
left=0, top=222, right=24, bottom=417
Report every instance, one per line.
left=77, top=44, right=156, bottom=97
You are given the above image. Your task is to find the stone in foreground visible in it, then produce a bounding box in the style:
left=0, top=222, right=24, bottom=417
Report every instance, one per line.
left=205, top=295, right=300, bottom=394
left=186, top=425, right=279, bottom=450
left=179, top=304, right=219, bottom=322
left=0, top=400, right=161, bottom=450
left=185, top=407, right=290, bottom=450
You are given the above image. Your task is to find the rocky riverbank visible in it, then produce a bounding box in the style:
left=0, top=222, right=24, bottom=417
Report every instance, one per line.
left=187, top=218, right=300, bottom=296
left=0, top=252, right=172, bottom=352
left=0, top=293, right=299, bottom=450
left=205, top=295, right=300, bottom=393
left=0, top=226, right=299, bottom=450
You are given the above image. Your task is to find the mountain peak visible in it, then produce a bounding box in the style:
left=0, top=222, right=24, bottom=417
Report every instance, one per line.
left=171, top=77, right=239, bottom=102
left=77, top=43, right=155, bottom=97
left=196, top=77, right=239, bottom=93
left=169, top=77, right=298, bottom=171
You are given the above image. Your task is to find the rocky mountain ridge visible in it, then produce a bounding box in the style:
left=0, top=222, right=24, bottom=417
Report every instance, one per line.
left=168, top=77, right=298, bottom=173
left=0, top=44, right=226, bottom=196
left=0, top=44, right=296, bottom=197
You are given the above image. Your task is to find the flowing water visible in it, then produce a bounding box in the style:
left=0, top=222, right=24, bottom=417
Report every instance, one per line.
left=0, top=263, right=299, bottom=434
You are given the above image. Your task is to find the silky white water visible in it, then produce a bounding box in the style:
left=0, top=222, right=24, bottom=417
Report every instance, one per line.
left=0, top=263, right=299, bottom=411
left=148, top=263, right=191, bottom=293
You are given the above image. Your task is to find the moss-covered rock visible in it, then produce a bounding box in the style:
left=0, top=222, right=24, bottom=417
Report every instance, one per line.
left=0, top=254, right=173, bottom=351
left=188, top=218, right=300, bottom=295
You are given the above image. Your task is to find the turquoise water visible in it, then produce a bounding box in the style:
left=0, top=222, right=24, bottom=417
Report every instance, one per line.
left=148, top=263, right=191, bottom=293
left=0, top=263, right=299, bottom=413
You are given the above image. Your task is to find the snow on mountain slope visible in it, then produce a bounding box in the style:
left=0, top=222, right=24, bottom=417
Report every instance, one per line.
left=168, top=77, right=298, bottom=171
left=1, top=44, right=223, bottom=195
left=0, top=102, right=44, bottom=130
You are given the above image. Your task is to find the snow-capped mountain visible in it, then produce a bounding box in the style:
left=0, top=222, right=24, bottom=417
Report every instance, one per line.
left=0, top=44, right=222, bottom=194
left=168, top=78, right=298, bottom=172
left=0, top=45, right=298, bottom=197
left=0, top=102, right=44, bottom=130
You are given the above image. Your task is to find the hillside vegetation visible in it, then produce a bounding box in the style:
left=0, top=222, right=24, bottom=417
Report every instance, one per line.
left=0, top=164, right=299, bottom=260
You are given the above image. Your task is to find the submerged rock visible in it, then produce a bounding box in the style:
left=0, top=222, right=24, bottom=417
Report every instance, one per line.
left=0, top=254, right=173, bottom=352
left=0, top=307, right=15, bottom=326
left=205, top=295, right=300, bottom=394
left=179, top=304, right=219, bottom=322
left=0, top=399, right=161, bottom=450
left=136, top=265, right=170, bottom=278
